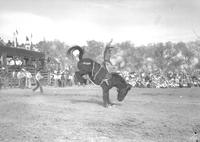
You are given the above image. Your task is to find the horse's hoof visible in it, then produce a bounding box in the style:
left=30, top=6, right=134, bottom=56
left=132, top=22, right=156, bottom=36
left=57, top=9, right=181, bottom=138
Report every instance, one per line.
left=104, top=104, right=111, bottom=108
left=109, top=103, right=114, bottom=106
left=104, top=104, right=114, bottom=108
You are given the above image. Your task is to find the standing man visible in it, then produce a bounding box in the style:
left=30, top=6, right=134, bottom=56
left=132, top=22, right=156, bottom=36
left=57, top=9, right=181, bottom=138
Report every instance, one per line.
left=61, top=72, right=65, bottom=87
left=25, top=70, right=32, bottom=89
left=32, top=69, right=43, bottom=93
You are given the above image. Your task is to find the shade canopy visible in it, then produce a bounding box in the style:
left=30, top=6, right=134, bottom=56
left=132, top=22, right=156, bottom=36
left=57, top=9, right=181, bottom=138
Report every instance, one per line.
left=0, top=45, right=45, bottom=59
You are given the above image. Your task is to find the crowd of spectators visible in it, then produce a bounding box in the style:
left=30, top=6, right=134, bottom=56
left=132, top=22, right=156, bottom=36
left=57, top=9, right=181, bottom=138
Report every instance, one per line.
left=49, top=70, right=74, bottom=87
left=2, top=65, right=200, bottom=89
left=0, top=66, right=34, bottom=89
left=119, top=70, right=200, bottom=88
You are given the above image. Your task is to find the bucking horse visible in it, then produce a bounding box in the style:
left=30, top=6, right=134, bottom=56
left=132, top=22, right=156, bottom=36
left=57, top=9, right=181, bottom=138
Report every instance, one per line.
left=67, top=40, right=132, bottom=107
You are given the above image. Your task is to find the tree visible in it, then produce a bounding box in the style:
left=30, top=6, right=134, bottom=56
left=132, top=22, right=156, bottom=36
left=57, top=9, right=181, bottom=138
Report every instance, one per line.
left=175, top=42, right=194, bottom=68
left=152, top=42, right=168, bottom=70
left=36, top=40, right=70, bottom=71
left=84, top=40, right=104, bottom=61
left=115, top=41, right=135, bottom=70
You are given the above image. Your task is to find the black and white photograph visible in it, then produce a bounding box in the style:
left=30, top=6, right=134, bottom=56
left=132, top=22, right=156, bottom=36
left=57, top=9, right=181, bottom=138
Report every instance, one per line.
left=0, top=0, right=200, bottom=141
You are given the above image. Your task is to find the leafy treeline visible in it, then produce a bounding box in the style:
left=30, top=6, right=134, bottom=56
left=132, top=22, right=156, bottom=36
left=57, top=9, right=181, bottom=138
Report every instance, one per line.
left=35, top=39, right=200, bottom=73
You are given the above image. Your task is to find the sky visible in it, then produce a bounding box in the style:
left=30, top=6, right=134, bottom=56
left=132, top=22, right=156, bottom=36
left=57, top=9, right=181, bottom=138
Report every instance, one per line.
left=0, top=0, right=200, bottom=46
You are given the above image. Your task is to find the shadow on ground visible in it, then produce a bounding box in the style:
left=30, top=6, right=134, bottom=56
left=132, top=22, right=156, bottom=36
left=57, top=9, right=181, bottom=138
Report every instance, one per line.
left=70, top=98, right=122, bottom=107
left=70, top=98, right=103, bottom=106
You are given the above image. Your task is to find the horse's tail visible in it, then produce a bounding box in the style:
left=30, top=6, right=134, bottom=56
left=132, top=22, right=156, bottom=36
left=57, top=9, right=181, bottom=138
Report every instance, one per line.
left=67, top=46, right=84, bottom=60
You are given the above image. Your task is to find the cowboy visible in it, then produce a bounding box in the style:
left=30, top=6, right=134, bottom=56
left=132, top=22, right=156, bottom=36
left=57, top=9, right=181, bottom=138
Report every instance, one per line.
left=17, top=68, right=26, bottom=89
left=32, top=69, right=43, bottom=93
left=25, top=70, right=32, bottom=88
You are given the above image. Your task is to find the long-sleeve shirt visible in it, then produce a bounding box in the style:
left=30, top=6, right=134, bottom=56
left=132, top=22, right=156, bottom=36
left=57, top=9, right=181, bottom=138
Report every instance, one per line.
left=35, top=72, right=43, bottom=81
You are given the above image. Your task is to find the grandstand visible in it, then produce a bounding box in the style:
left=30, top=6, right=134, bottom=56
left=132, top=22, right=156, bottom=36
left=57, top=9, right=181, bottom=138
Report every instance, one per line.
left=0, top=45, right=48, bottom=87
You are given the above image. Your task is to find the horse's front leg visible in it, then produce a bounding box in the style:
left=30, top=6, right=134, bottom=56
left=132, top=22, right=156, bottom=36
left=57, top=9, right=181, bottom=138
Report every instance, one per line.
left=101, top=82, right=112, bottom=107
left=102, top=89, right=109, bottom=107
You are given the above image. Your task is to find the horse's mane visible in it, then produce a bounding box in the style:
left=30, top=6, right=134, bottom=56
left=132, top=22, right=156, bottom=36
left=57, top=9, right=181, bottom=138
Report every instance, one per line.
left=111, top=72, right=127, bottom=85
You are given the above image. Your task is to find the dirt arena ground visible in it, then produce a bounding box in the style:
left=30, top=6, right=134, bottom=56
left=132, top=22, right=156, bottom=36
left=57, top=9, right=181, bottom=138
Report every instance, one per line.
left=0, top=86, right=200, bottom=142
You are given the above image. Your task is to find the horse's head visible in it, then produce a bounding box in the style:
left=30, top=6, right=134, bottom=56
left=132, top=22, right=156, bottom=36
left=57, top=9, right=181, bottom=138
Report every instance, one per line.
left=117, top=83, right=132, bottom=102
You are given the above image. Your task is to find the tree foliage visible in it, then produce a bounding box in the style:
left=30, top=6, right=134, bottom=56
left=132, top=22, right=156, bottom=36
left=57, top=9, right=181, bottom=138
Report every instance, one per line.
left=84, top=40, right=104, bottom=61
left=36, top=40, right=70, bottom=71
left=34, top=39, right=200, bottom=73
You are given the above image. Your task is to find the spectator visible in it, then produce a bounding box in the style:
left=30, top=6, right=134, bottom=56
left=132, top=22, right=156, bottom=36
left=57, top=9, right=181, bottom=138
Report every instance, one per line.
left=61, top=72, right=65, bottom=87
left=32, top=70, right=43, bottom=93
